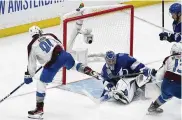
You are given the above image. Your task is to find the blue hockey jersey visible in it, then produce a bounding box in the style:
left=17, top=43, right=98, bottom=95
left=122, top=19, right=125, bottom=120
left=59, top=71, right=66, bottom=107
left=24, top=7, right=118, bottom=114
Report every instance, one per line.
left=101, top=53, right=145, bottom=81
left=172, top=21, right=181, bottom=42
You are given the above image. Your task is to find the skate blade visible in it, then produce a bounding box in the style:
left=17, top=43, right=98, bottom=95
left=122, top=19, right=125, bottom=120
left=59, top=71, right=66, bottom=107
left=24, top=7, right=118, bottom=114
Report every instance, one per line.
left=28, top=113, right=43, bottom=120
left=146, top=111, right=162, bottom=115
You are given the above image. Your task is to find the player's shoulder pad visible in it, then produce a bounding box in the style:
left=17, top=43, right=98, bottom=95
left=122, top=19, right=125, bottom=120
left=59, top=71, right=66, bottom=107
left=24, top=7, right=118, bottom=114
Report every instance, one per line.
left=43, top=33, right=59, bottom=40
left=117, top=53, right=130, bottom=57
left=118, top=53, right=134, bottom=59
left=163, top=53, right=180, bottom=64
left=163, top=56, right=170, bottom=64
left=117, top=53, right=133, bottom=61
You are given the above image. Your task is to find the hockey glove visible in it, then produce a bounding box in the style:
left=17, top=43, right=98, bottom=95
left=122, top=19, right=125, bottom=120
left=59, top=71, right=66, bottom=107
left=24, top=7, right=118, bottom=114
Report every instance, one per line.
left=150, top=69, right=157, bottom=77
left=159, top=32, right=175, bottom=42
left=24, top=72, right=33, bottom=84
left=159, top=32, right=169, bottom=41
left=103, top=81, right=116, bottom=91
left=83, top=66, right=103, bottom=80
left=141, top=68, right=157, bottom=77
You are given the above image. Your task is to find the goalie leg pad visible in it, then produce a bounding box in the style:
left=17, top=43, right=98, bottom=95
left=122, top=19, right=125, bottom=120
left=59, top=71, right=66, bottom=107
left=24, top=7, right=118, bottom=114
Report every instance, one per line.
left=114, top=79, right=137, bottom=104
left=136, top=74, right=151, bottom=88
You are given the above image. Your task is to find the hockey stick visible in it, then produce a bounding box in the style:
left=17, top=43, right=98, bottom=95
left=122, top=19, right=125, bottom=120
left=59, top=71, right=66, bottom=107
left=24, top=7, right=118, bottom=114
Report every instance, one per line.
left=83, top=72, right=144, bottom=104
left=0, top=66, right=42, bottom=104
left=162, top=0, right=165, bottom=32
left=119, top=72, right=143, bottom=78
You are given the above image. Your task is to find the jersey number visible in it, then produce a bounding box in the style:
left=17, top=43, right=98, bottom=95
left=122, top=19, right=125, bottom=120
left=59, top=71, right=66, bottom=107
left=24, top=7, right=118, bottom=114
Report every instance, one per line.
left=173, top=59, right=181, bottom=73
left=39, top=39, right=53, bottom=53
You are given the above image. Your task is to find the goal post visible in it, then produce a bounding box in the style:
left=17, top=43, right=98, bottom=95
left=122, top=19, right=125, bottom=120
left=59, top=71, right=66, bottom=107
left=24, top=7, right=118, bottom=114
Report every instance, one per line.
left=61, top=4, right=134, bottom=85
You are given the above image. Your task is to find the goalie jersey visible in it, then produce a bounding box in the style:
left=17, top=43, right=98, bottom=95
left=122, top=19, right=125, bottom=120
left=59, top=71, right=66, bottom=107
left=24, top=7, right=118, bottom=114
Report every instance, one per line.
left=101, top=53, right=145, bottom=81
left=27, top=33, right=63, bottom=76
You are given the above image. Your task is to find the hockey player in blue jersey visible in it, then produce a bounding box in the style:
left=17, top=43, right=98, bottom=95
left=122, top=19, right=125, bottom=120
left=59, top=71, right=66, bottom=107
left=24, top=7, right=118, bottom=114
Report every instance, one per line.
left=24, top=25, right=99, bottom=119
left=148, top=43, right=182, bottom=114
left=99, top=51, right=156, bottom=104
left=159, top=3, right=181, bottom=43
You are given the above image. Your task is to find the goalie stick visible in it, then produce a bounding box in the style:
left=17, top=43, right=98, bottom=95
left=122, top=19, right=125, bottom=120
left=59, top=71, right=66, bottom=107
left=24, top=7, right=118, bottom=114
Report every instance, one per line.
left=83, top=72, right=162, bottom=104
left=0, top=66, right=42, bottom=104
left=82, top=72, right=143, bottom=104
left=83, top=80, right=162, bottom=105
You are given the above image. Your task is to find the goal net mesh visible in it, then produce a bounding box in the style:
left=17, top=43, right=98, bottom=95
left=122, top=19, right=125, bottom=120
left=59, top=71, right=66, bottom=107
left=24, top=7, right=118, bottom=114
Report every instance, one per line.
left=57, top=4, right=134, bottom=84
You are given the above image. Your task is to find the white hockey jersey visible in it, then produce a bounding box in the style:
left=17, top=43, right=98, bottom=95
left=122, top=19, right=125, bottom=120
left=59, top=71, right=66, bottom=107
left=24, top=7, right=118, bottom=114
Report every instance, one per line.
left=156, top=54, right=181, bottom=81
left=27, top=33, right=62, bottom=76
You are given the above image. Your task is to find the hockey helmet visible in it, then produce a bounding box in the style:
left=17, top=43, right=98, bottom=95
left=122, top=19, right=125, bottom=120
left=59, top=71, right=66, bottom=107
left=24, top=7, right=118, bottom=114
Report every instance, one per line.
left=29, top=26, right=43, bottom=38
left=105, top=51, right=116, bottom=70
left=170, top=43, right=182, bottom=55
left=169, top=3, right=181, bottom=14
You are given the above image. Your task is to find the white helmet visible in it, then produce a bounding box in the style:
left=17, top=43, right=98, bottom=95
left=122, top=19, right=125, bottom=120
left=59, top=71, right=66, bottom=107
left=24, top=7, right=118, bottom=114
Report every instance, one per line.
left=29, top=26, right=43, bottom=38
left=170, top=43, right=182, bottom=55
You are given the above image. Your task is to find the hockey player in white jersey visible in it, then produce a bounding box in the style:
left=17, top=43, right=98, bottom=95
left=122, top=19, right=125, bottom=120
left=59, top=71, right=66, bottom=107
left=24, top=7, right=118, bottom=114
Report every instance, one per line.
left=24, top=25, right=99, bottom=119
left=99, top=51, right=157, bottom=104
left=147, top=43, right=182, bottom=114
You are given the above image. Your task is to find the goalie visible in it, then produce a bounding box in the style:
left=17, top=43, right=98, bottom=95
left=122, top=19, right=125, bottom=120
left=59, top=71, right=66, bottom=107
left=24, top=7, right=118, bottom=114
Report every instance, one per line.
left=99, top=51, right=156, bottom=104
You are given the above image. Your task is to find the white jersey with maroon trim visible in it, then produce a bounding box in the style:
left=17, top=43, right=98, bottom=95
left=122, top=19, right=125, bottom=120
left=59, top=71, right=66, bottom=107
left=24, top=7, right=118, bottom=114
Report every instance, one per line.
left=164, top=55, right=181, bottom=76
left=27, top=34, right=62, bottom=76
left=156, top=54, right=181, bottom=81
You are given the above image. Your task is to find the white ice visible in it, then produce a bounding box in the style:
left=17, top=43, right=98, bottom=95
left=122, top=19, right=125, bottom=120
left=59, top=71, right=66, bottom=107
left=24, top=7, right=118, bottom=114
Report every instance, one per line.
left=0, top=2, right=181, bottom=120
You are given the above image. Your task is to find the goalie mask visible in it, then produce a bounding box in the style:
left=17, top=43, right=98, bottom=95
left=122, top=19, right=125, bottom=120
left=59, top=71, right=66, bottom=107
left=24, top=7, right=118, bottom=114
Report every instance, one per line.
left=29, top=26, right=43, bottom=38
left=170, top=43, right=182, bottom=55
left=105, top=51, right=116, bottom=70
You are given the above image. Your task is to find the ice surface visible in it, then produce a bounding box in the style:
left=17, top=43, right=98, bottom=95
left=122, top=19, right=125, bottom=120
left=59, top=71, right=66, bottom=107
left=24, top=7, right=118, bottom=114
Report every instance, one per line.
left=0, top=2, right=181, bottom=120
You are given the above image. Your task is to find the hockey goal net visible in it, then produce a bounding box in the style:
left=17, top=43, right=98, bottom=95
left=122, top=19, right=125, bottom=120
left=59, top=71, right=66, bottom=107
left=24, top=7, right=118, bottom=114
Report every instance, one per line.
left=60, top=4, right=134, bottom=85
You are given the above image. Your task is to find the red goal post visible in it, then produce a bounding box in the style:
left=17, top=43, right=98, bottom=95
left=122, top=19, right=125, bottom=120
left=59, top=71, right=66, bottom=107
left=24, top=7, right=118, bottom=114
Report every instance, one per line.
left=62, top=4, right=134, bottom=85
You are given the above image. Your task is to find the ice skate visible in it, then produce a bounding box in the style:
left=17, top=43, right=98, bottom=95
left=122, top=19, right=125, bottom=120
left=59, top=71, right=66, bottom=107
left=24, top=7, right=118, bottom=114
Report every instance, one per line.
left=147, top=102, right=163, bottom=115
left=28, top=102, right=44, bottom=119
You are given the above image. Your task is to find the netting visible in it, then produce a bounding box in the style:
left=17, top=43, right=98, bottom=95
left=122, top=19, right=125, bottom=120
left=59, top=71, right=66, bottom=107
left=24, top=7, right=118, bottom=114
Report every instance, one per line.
left=61, top=4, right=134, bottom=84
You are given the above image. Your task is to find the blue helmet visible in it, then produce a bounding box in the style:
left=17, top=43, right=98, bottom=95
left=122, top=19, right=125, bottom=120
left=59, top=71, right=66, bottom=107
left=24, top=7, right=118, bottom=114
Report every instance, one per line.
left=169, top=3, right=181, bottom=14
left=105, top=51, right=116, bottom=69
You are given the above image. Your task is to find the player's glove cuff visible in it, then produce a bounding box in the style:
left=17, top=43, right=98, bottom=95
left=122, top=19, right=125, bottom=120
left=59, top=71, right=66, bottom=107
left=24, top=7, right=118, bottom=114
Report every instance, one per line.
left=24, top=72, right=33, bottom=84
